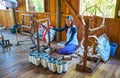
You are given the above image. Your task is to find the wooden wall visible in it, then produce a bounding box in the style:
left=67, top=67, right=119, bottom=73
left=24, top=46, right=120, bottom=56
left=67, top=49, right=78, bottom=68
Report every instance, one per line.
left=16, top=0, right=56, bottom=26
left=0, top=0, right=120, bottom=47
left=0, top=9, right=15, bottom=28
left=105, top=18, right=120, bottom=53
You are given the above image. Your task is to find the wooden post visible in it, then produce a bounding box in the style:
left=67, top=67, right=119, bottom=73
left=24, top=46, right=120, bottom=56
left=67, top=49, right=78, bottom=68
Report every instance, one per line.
left=47, top=19, right=51, bottom=47
left=36, top=22, right=40, bottom=53
left=1, top=35, right=4, bottom=45
left=56, top=0, right=61, bottom=41
left=83, top=19, right=89, bottom=71
left=12, top=8, right=17, bottom=24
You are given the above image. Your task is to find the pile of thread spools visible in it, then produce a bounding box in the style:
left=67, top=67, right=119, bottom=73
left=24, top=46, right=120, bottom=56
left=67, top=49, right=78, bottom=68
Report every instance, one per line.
left=29, top=51, right=68, bottom=74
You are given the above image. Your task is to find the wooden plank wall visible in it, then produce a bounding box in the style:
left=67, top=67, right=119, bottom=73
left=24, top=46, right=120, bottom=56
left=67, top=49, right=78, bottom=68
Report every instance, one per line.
left=105, top=18, right=120, bottom=54
left=0, top=10, right=15, bottom=28
left=0, top=0, right=120, bottom=46
left=115, top=0, right=120, bottom=18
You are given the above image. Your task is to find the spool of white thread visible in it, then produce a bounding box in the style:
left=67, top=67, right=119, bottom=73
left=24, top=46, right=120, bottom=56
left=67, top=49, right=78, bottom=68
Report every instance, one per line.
left=62, top=61, right=68, bottom=72
left=29, top=55, right=32, bottom=63
left=51, top=61, right=57, bottom=72
left=57, top=61, right=63, bottom=74
left=34, top=56, right=40, bottom=66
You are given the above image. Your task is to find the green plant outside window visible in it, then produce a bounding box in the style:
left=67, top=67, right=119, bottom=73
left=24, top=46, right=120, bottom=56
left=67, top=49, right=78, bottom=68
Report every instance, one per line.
left=80, top=0, right=116, bottom=18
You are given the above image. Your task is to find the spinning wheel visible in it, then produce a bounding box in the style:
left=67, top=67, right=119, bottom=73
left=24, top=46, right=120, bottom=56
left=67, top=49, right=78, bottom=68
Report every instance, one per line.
left=81, top=5, right=105, bottom=32
left=30, top=18, right=51, bottom=52
left=76, top=5, right=106, bottom=73
left=30, top=21, right=48, bottom=47
left=80, top=35, right=99, bottom=56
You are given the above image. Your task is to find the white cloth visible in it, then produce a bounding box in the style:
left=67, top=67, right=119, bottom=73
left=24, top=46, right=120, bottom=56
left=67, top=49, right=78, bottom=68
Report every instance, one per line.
left=66, top=25, right=78, bottom=45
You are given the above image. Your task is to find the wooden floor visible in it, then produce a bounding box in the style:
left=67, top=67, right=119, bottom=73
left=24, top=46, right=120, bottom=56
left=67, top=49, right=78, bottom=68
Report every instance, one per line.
left=0, top=30, right=120, bottom=78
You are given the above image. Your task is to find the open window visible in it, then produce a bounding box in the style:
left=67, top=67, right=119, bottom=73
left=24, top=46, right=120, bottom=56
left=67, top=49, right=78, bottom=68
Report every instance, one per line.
left=80, top=0, right=117, bottom=18
left=26, top=0, right=45, bottom=12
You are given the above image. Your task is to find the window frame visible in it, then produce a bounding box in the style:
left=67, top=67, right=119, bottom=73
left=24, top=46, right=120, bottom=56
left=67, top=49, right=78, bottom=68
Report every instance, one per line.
left=79, top=0, right=117, bottom=18
left=26, top=0, right=45, bottom=12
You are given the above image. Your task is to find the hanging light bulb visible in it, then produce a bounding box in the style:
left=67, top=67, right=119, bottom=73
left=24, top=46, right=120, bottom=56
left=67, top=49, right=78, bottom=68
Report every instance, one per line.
left=0, top=0, right=18, bottom=8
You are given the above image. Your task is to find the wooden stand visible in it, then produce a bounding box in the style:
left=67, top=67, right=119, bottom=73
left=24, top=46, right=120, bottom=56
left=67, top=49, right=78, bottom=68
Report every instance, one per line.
left=76, top=56, right=100, bottom=73
left=76, top=19, right=100, bottom=73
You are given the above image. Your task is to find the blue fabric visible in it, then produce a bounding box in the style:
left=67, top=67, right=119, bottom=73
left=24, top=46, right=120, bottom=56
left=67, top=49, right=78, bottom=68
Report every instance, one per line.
left=58, top=44, right=77, bottom=55
left=53, top=28, right=64, bottom=32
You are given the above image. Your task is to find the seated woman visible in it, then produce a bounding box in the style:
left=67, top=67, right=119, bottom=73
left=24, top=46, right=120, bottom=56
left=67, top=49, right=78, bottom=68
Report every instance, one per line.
left=53, top=16, right=78, bottom=55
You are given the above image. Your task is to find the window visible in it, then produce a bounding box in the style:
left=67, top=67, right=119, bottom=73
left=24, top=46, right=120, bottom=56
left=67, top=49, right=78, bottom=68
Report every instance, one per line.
left=80, top=0, right=116, bottom=18
left=26, top=0, right=45, bottom=12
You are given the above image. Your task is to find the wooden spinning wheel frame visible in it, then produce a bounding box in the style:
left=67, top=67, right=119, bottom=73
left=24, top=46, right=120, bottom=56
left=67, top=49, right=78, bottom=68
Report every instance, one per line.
left=30, top=18, right=51, bottom=52
left=76, top=5, right=106, bottom=73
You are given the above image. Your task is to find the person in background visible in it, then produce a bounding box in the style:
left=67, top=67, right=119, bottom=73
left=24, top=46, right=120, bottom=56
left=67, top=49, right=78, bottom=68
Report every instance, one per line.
left=53, top=16, right=78, bottom=55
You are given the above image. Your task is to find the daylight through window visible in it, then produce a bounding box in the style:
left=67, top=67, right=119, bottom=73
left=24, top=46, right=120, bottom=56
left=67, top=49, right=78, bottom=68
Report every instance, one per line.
left=80, top=0, right=116, bottom=18
left=26, top=0, right=44, bottom=12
